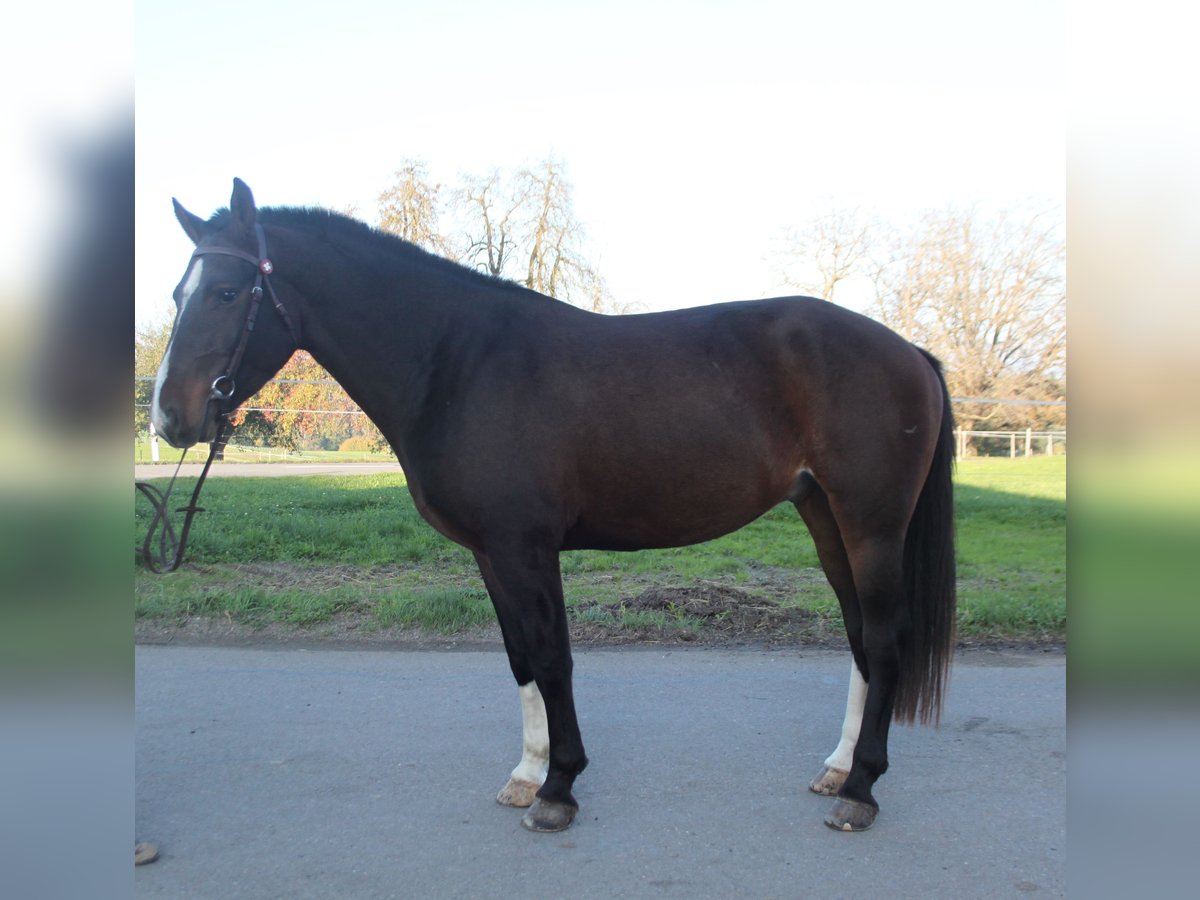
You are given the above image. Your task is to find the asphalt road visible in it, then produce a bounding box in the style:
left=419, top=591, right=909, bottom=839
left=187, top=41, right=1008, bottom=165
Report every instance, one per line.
left=135, top=645, right=1064, bottom=898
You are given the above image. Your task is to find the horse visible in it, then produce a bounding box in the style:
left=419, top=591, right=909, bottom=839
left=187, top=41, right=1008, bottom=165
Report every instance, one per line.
left=151, top=178, right=956, bottom=833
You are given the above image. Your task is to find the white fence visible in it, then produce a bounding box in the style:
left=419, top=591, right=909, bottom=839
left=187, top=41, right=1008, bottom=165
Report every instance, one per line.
left=957, top=429, right=1066, bottom=458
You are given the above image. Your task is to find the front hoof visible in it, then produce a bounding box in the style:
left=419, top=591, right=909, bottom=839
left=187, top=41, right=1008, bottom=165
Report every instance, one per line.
left=808, top=766, right=849, bottom=796
left=497, top=777, right=542, bottom=808
left=520, top=798, right=578, bottom=832
left=824, top=797, right=878, bottom=832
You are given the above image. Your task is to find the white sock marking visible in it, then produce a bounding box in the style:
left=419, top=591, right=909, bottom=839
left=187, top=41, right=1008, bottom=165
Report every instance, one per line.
left=510, top=681, right=549, bottom=785
left=824, top=657, right=867, bottom=772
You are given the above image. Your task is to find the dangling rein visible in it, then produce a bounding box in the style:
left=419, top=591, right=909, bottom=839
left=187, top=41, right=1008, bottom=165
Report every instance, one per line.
left=135, top=419, right=227, bottom=574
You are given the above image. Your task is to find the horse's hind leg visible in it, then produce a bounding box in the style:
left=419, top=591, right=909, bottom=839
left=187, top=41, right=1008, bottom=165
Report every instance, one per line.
left=475, top=544, right=588, bottom=832
left=795, top=485, right=867, bottom=798
left=809, top=659, right=867, bottom=796
left=494, top=682, right=549, bottom=808
left=824, top=532, right=908, bottom=832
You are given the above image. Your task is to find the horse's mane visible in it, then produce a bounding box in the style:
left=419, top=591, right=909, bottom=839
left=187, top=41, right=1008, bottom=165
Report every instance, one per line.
left=204, top=205, right=530, bottom=296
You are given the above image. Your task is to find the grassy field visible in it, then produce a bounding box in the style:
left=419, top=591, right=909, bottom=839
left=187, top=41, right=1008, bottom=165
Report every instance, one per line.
left=134, top=456, right=1065, bottom=645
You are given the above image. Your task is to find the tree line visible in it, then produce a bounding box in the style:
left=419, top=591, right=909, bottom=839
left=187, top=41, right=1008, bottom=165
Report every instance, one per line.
left=776, top=207, right=1065, bottom=438
left=136, top=161, right=1064, bottom=453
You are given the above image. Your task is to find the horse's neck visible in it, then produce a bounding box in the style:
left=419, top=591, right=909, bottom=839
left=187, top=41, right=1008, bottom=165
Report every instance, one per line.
left=287, top=237, right=519, bottom=458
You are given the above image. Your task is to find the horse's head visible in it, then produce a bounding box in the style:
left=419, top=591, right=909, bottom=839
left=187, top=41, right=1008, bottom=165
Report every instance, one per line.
left=151, top=179, right=299, bottom=448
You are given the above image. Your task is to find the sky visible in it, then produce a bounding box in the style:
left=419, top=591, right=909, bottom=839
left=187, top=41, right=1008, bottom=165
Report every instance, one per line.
left=130, top=0, right=1062, bottom=326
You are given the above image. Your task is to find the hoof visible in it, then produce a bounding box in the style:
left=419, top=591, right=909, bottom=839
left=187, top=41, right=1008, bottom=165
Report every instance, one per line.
left=496, top=777, right=542, bottom=808
left=824, top=797, right=878, bottom=832
left=520, top=798, right=578, bottom=832
left=808, top=766, right=849, bottom=796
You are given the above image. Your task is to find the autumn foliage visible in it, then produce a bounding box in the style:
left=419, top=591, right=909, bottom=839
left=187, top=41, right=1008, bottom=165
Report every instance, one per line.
left=228, top=351, right=387, bottom=451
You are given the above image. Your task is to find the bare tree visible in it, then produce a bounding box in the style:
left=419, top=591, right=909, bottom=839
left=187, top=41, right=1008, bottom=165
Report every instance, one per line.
left=518, top=160, right=574, bottom=297
left=456, top=169, right=527, bottom=277
left=871, top=209, right=1066, bottom=435
left=520, top=160, right=615, bottom=310
left=376, top=160, right=448, bottom=255
left=778, top=208, right=874, bottom=303
left=453, top=158, right=616, bottom=311
left=373, top=157, right=617, bottom=312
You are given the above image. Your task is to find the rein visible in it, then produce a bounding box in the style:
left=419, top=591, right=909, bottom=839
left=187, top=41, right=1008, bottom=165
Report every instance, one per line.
left=135, top=419, right=227, bottom=573
left=136, top=223, right=300, bottom=574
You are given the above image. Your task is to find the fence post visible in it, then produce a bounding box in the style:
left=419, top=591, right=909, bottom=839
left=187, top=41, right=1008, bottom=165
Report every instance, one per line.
left=1047, top=433, right=1054, bottom=456
left=1025, top=427, right=1033, bottom=457
left=1010, top=433, right=1016, bottom=458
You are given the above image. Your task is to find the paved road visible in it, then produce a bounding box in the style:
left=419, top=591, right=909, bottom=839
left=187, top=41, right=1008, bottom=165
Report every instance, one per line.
left=136, top=645, right=1064, bottom=898
left=134, top=462, right=405, bottom=480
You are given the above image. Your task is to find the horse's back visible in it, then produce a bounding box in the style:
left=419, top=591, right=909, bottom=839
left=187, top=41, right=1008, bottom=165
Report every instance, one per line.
left=505, top=297, right=946, bottom=550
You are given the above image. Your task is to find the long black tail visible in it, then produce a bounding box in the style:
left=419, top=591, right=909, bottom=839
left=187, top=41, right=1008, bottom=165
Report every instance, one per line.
left=893, top=349, right=957, bottom=725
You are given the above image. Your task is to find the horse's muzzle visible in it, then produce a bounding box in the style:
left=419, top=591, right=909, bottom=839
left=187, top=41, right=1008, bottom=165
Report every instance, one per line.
left=152, top=401, right=219, bottom=450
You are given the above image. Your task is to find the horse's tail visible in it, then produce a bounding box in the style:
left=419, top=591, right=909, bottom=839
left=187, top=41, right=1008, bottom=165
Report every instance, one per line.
left=893, top=348, right=957, bottom=726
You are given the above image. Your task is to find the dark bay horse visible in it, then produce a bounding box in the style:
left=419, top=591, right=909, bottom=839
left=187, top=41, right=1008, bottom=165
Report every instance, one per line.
left=152, top=179, right=956, bottom=833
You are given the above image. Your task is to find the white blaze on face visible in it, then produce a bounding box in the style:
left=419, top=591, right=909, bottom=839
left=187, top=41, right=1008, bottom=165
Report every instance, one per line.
left=509, top=681, right=550, bottom=786
left=150, top=259, right=204, bottom=433
left=824, top=657, right=868, bottom=773
left=178, top=258, right=205, bottom=312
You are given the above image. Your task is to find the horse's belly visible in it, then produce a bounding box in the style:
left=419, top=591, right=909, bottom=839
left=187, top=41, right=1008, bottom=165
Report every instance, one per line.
left=562, top=479, right=783, bottom=552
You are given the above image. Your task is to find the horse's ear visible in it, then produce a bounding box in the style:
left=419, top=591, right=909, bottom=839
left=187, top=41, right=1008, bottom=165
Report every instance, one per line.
left=173, top=198, right=210, bottom=245
left=230, top=177, right=258, bottom=241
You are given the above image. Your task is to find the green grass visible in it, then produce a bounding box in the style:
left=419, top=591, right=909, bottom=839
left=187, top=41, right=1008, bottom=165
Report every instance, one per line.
left=952, top=457, right=1065, bottom=639
left=135, top=457, right=1066, bottom=643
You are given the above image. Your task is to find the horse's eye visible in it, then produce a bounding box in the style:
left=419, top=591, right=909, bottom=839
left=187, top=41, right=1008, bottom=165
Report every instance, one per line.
left=218, top=288, right=239, bottom=304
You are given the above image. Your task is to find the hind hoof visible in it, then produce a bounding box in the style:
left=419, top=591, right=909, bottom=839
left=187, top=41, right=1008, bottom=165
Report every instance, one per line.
left=520, top=798, right=578, bottom=832
left=809, top=766, right=849, bottom=796
left=497, top=777, right=542, bottom=808
left=824, top=797, right=878, bottom=832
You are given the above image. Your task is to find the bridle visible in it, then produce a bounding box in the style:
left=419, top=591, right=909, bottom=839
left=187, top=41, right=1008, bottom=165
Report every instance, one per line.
left=192, top=222, right=302, bottom=405
left=136, top=222, right=302, bottom=574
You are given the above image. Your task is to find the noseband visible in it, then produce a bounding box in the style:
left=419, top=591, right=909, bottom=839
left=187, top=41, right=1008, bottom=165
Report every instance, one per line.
left=192, top=223, right=302, bottom=404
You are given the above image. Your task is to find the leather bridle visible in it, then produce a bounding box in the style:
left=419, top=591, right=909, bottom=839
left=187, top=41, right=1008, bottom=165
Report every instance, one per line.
left=191, top=222, right=302, bottom=405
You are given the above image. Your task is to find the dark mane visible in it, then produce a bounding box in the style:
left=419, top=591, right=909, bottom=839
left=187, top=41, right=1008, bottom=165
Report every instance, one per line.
left=205, top=205, right=530, bottom=296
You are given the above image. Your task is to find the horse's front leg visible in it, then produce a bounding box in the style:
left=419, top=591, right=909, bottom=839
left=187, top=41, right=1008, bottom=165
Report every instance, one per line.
left=476, top=544, right=588, bottom=832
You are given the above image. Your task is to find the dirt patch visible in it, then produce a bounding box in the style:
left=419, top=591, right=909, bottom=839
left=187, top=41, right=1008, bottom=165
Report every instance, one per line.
left=571, top=583, right=843, bottom=647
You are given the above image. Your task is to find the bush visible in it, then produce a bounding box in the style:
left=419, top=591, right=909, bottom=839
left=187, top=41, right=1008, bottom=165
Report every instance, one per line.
left=339, top=435, right=375, bottom=453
